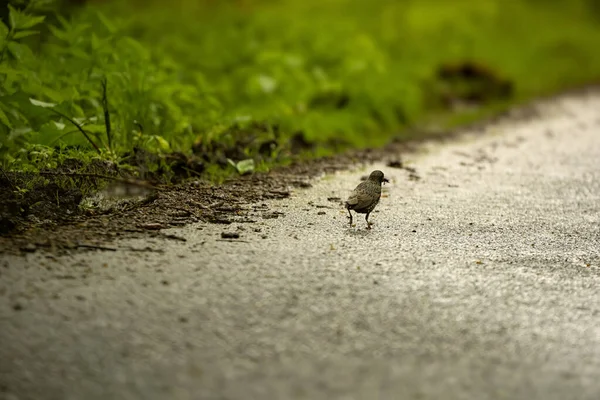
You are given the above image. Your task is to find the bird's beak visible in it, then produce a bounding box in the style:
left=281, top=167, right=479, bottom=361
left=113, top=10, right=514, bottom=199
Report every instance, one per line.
left=383, top=178, right=389, bottom=184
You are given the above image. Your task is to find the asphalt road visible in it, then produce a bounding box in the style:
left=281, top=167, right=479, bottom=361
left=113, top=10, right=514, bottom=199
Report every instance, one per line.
left=1, top=92, right=600, bottom=400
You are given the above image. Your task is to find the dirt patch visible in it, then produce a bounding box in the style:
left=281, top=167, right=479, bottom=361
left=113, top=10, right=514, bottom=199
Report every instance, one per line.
left=0, top=142, right=421, bottom=255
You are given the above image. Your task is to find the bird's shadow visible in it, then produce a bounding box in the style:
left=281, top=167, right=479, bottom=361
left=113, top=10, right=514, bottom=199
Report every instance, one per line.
left=344, top=227, right=373, bottom=237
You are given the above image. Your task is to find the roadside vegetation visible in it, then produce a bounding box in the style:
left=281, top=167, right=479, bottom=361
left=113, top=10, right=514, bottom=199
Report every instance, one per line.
left=1, top=0, right=600, bottom=232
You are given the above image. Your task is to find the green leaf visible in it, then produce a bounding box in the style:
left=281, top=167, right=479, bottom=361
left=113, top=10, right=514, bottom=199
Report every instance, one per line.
left=96, top=12, right=117, bottom=34
left=8, top=127, right=33, bottom=144
left=40, top=86, right=64, bottom=103
left=145, top=135, right=171, bottom=152
left=236, top=159, right=255, bottom=175
left=80, top=124, right=106, bottom=134
left=51, top=17, right=90, bottom=42
left=30, top=98, right=57, bottom=108
left=13, top=30, right=39, bottom=39
left=38, top=121, right=66, bottom=145
left=90, top=33, right=101, bottom=51
left=18, top=15, right=45, bottom=30
left=7, top=41, right=34, bottom=61
left=0, top=64, right=24, bottom=78
left=8, top=5, right=17, bottom=30
left=48, top=24, right=68, bottom=41
left=154, top=135, right=170, bottom=151
left=0, top=20, right=8, bottom=38
left=70, top=47, right=92, bottom=60
left=0, top=106, right=12, bottom=129
left=7, top=5, right=45, bottom=30
left=258, top=75, right=277, bottom=94
left=57, top=15, right=70, bottom=30
left=120, top=37, right=149, bottom=59
left=68, top=103, right=85, bottom=118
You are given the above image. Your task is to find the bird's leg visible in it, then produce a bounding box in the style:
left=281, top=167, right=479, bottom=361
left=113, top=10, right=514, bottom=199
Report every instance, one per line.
left=347, top=209, right=353, bottom=226
left=365, top=213, right=372, bottom=229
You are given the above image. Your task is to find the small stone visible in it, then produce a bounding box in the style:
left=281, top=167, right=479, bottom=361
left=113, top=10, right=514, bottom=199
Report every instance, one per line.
left=386, top=160, right=403, bottom=169
left=295, top=181, right=312, bottom=188
left=317, top=211, right=326, bottom=215
left=13, top=303, right=23, bottom=311
left=138, top=223, right=165, bottom=231
left=221, top=232, right=240, bottom=239
left=20, top=243, right=37, bottom=253
left=262, top=211, right=283, bottom=219
left=161, top=279, right=170, bottom=286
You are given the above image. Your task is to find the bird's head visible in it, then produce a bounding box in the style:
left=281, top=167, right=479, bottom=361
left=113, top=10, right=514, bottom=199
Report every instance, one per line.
left=369, top=170, right=389, bottom=185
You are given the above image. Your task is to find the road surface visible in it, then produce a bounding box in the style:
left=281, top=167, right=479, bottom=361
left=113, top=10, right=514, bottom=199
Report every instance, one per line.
left=1, top=92, right=600, bottom=399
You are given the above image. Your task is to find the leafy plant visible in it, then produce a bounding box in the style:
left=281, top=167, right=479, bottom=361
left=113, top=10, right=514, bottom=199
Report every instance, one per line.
left=1, top=0, right=600, bottom=180
left=228, top=158, right=255, bottom=175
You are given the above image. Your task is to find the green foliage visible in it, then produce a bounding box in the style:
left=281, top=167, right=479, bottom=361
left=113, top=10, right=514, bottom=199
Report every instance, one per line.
left=1, top=0, right=600, bottom=177
left=0, top=0, right=189, bottom=169
left=228, top=158, right=255, bottom=175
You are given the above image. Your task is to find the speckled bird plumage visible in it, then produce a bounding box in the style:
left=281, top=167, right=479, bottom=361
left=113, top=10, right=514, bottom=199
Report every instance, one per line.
left=345, top=170, right=388, bottom=229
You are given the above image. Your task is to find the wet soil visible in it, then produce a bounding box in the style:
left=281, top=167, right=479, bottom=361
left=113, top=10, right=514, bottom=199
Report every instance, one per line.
left=0, top=143, right=417, bottom=255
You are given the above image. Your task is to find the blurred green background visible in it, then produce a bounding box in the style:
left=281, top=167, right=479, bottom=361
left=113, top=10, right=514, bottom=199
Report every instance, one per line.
left=1, top=0, right=600, bottom=177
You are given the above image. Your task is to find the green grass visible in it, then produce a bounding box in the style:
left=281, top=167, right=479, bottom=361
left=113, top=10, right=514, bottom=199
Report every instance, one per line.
left=1, top=0, right=600, bottom=177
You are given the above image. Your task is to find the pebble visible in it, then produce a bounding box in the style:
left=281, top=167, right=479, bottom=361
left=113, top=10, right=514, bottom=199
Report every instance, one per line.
left=221, top=232, right=240, bottom=239
left=20, top=243, right=37, bottom=253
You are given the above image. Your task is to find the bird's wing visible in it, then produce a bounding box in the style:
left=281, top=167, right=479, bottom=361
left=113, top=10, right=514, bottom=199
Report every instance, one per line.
left=346, top=187, right=374, bottom=210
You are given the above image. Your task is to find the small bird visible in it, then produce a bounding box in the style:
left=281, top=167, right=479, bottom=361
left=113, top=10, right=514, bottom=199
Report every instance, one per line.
left=345, top=170, right=389, bottom=229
